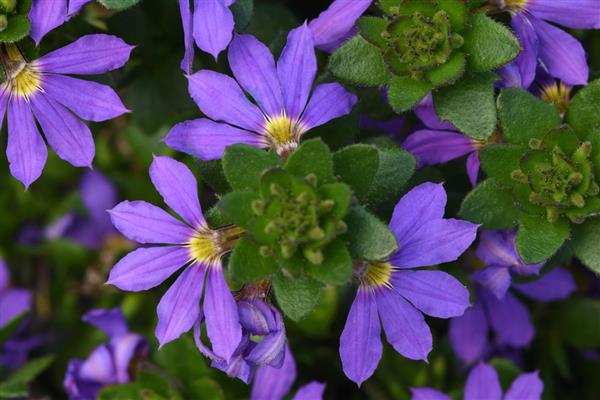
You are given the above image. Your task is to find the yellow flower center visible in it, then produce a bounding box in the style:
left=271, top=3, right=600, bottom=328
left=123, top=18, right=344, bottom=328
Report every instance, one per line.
left=188, top=229, right=221, bottom=265
left=361, top=261, right=394, bottom=289
left=540, top=82, right=572, bottom=115
left=504, top=0, right=529, bottom=13
left=1, top=44, right=42, bottom=100
left=263, top=113, right=305, bottom=156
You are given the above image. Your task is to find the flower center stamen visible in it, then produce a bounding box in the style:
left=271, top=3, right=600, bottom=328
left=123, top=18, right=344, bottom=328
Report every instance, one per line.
left=361, top=261, right=394, bottom=289
left=263, top=113, right=305, bottom=156
left=0, top=44, right=42, bottom=100
left=540, top=82, right=572, bottom=115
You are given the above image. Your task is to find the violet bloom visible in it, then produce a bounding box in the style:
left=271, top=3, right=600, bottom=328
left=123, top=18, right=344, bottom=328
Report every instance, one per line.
left=340, top=182, right=478, bottom=385
left=402, top=95, right=483, bottom=186
left=498, top=0, right=600, bottom=87
left=251, top=345, right=326, bottom=400
left=29, top=0, right=92, bottom=44
left=0, top=259, right=31, bottom=329
left=449, top=230, right=576, bottom=365
left=165, top=24, right=357, bottom=159
left=412, top=362, right=543, bottom=400
left=194, top=297, right=286, bottom=384
left=0, top=35, right=133, bottom=188
left=64, top=308, right=147, bottom=400
left=107, top=156, right=243, bottom=361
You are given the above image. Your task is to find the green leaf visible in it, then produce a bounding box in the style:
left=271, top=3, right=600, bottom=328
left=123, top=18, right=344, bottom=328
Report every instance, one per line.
left=333, top=144, right=379, bottom=201
left=462, top=13, right=520, bottom=72
left=319, top=183, right=351, bottom=219
left=498, top=88, right=562, bottom=145
left=571, top=217, right=600, bottom=274
left=97, top=383, right=148, bottom=400
left=284, top=139, right=334, bottom=183
left=438, top=0, right=468, bottom=29
left=154, top=336, right=209, bottom=381
left=566, top=78, right=600, bottom=138
left=98, top=0, right=141, bottom=10
left=272, top=274, right=323, bottom=321
left=196, top=159, right=231, bottom=194
left=479, top=144, right=527, bottom=185
left=329, top=35, right=389, bottom=86
left=425, top=52, right=466, bottom=88
left=358, top=16, right=388, bottom=48
left=0, top=356, right=54, bottom=398
left=218, top=191, right=258, bottom=228
left=557, top=299, right=600, bottom=349
left=343, top=206, right=398, bottom=260
left=228, top=236, right=277, bottom=283
left=516, top=215, right=570, bottom=264
left=433, top=72, right=498, bottom=139
left=365, top=147, right=416, bottom=208
left=231, top=0, right=254, bottom=30
left=222, top=144, right=279, bottom=191
left=306, top=240, right=353, bottom=285
left=459, top=178, right=519, bottom=229
left=0, top=312, right=27, bottom=346
left=0, top=15, right=30, bottom=43
left=387, top=75, right=432, bottom=112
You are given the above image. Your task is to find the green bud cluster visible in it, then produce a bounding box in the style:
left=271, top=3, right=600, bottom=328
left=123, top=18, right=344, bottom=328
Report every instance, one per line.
left=0, top=0, right=33, bottom=41
left=511, top=128, right=600, bottom=223
left=249, top=168, right=349, bottom=265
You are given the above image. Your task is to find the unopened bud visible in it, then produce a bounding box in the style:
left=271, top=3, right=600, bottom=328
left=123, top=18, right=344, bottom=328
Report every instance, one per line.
left=528, top=138, right=542, bottom=149
left=251, top=200, right=264, bottom=216
left=529, top=192, right=541, bottom=204
left=270, top=183, right=284, bottom=196
left=568, top=172, right=583, bottom=185
left=305, top=173, right=317, bottom=186
left=0, top=0, right=16, bottom=13
left=570, top=193, right=585, bottom=208
left=304, top=248, right=323, bottom=265
left=451, top=33, right=464, bottom=49
left=281, top=243, right=295, bottom=259
left=511, top=169, right=527, bottom=184
left=336, top=220, right=348, bottom=234
left=259, top=246, right=273, bottom=257
left=320, top=199, right=335, bottom=212
left=308, top=227, right=325, bottom=240
left=0, top=15, right=6, bottom=32
left=296, top=192, right=309, bottom=206
left=546, top=207, right=559, bottom=223
left=573, top=142, right=592, bottom=162
left=265, top=221, right=281, bottom=235
left=589, top=182, right=599, bottom=196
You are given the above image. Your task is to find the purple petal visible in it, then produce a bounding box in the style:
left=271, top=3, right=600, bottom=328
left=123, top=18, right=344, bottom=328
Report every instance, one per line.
left=466, top=151, right=480, bottom=187
left=30, top=93, right=94, bottom=168
left=340, top=289, right=382, bottom=385
left=475, top=230, right=544, bottom=274
left=414, top=95, right=455, bottom=130
left=193, top=0, right=234, bottom=60
left=526, top=0, right=600, bottom=29
left=292, top=382, right=326, bottom=400
left=82, top=308, right=128, bottom=338
left=111, top=333, right=147, bottom=383
left=511, top=14, right=539, bottom=89
left=203, top=265, right=242, bottom=362
left=389, top=182, right=446, bottom=244
left=29, top=0, right=67, bottom=45
left=251, top=345, right=297, bottom=400
left=68, top=0, right=91, bottom=14
left=498, top=62, right=525, bottom=89
left=504, top=371, right=544, bottom=400
left=178, top=0, right=194, bottom=73
left=165, top=118, right=265, bottom=161
left=376, top=288, right=432, bottom=361
left=480, top=289, right=534, bottom=348
left=0, top=289, right=31, bottom=328
left=402, top=129, right=475, bottom=168
left=360, top=115, right=406, bottom=137
left=109, top=200, right=193, bottom=244
left=155, top=264, right=205, bottom=346
left=80, top=170, right=117, bottom=233
left=7, top=97, right=47, bottom=189
left=300, top=83, right=357, bottom=130
left=150, top=156, right=205, bottom=228
left=529, top=16, right=588, bottom=85
left=245, top=327, right=286, bottom=366
left=228, top=34, right=284, bottom=117
left=391, top=270, right=470, bottom=318
left=42, top=74, right=129, bottom=122
left=187, top=70, right=265, bottom=132
left=38, top=34, right=134, bottom=75
left=513, top=267, right=575, bottom=301
left=308, top=0, right=372, bottom=51
left=464, top=362, right=502, bottom=400
left=210, top=338, right=254, bottom=383
left=472, top=266, right=512, bottom=300
left=389, top=218, right=478, bottom=269
left=0, top=259, right=8, bottom=290
left=411, top=388, right=451, bottom=400
left=107, top=246, right=190, bottom=291
left=78, top=344, right=116, bottom=384
left=238, top=298, right=277, bottom=335
left=449, top=302, right=489, bottom=365
left=277, top=23, right=317, bottom=119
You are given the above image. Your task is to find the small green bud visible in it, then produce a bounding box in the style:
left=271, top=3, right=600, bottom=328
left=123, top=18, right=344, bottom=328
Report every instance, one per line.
left=450, top=33, right=464, bottom=49
left=552, top=192, right=565, bottom=203
left=320, top=199, right=335, bottom=212
left=336, top=220, right=348, bottom=234
left=308, top=227, right=325, bottom=240
left=528, top=138, right=542, bottom=149
left=296, top=192, right=309, bottom=206
left=529, top=192, right=542, bottom=204
left=259, top=246, right=273, bottom=257
left=251, top=200, right=264, bottom=216
left=588, top=182, right=599, bottom=196
left=304, top=248, right=323, bottom=265
left=546, top=207, right=559, bottom=223
left=568, top=172, right=583, bottom=185
left=573, top=142, right=592, bottom=162
left=270, top=183, right=284, bottom=196
left=511, top=169, right=528, bottom=184
left=281, top=242, right=296, bottom=259
left=265, top=221, right=281, bottom=235
left=305, top=173, right=318, bottom=186
left=0, top=15, right=7, bottom=33
left=570, top=193, right=585, bottom=208
left=0, top=0, right=16, bottom=13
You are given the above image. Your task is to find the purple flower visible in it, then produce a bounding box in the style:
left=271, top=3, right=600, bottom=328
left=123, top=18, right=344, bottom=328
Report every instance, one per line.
left=165, top=24, right=357, bottom=159
left=308, top=0, right=372, bottom=52
left=412, top=361, right=543, bottom=400
left=29, top=0, right=92, bottom=45
left=107, top=156, right=242, bottom=361
left=0, top=35, right=133, bottom=188
left=340, top=182, right=478, bottom=385
left=194, top=297, right=286, bottom=383
left=449, top=230, right=576, bottom=365
left=63, top=308, right=147, bottom=400
left=178, top=0, right=236, bottom=71
left=250, top=345, right=326, bottom=400
left=0, top=259, right=31, bottom=329
left=402, top=95, right=483, bottom=186
left=498, top=0, right=600, bottom=86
